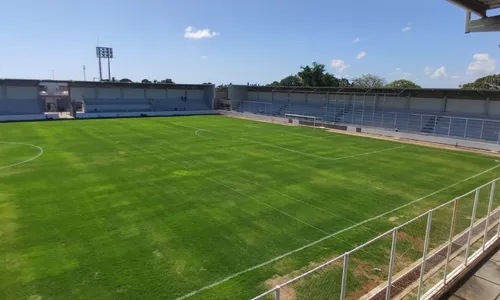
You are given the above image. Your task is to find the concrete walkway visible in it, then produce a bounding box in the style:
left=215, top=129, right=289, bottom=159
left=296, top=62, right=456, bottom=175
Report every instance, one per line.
left=448, top=248, right=500, bottom=300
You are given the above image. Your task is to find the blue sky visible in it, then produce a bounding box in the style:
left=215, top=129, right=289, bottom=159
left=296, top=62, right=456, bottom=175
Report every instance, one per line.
left=0, top=0, right=498, bottom=88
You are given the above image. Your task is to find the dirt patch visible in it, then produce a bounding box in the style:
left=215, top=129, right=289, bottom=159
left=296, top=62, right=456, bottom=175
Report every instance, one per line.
left=397, top=231, right=425, bottom=252
left=347, top=258, right=384, bottom=300
left=389, top=216, right=399, bottom=222
left=265, top=277, right=297, bottom=300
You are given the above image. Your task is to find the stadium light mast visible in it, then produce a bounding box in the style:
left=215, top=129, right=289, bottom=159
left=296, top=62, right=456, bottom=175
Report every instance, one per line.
left=96, top=47, right=114, bottom=81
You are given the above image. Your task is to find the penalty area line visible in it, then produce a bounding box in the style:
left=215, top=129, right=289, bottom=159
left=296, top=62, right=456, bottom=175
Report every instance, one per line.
left=175, top=163, right=500, bottom=300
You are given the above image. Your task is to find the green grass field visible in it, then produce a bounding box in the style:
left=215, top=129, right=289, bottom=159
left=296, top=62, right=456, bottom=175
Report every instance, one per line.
left=1, top=115, right=499, bottom=300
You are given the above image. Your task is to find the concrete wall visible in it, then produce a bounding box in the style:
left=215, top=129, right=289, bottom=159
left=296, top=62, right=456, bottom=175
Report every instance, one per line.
left=168, top=89, right=185, bottom=100
left=146, top=89, right=166, bottom=100
left=97, top=87, right=120, bottom=99
left=290, top=93, right=306, bottom=103
left=187, top=89, right=204, bottom=101
left=489, top=101, right=500, bottom=116
left=6, top=86, right=39, bottom=99
left=228, top=85, right=248, bottom=101
left=259, top=92, right=273, bottom=102
left=123, top=88, right=145, bottom=99
left=447, top=99, right=486, bottom=114
left=381, top=96, right=406, bottom=110
left=203, top=85, right=216, bottom=109
left=71, top=87, right=96, bottom=100
left=410, top=97, right=444, bottom=111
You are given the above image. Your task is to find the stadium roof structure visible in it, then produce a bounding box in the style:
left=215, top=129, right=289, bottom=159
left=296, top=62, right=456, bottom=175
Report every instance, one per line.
left=447, top=0, right=500, bottom=32
left=244, top=85, right=500, bottom=100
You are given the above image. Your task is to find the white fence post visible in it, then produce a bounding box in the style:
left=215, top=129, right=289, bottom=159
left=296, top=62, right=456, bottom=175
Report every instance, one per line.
left=420, top=114, right=423, bottom=130
left=444, top=199, right=459, bottom=285
left=340, top=254, right=349, bottom=300
left=275, top=285, right=280, bottom=300
left=448, top=118, right=452, bottom=136
left=465, top=189, right=480, bottom=265
left=483, top=181, right=496, bottom=250
left=386, top=229, right=398, bottom=300
left=480, top=120, right=485, bottom=140
left=464, top=119, right=469, bottom=139
left=417, top=211, right=433, bottom=300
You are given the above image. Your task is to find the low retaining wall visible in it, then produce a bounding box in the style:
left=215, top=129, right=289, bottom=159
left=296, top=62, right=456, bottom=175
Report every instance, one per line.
left=220, top=110, right=296, bottom=124
left=76, top=110, right=216, bottom=119
left=0, top=114, right=59, bottom=122
left=361, top=127, right=500, bottom=152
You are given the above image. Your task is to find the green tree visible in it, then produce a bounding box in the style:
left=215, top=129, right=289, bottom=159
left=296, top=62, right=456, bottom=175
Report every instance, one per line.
left=386, top=79, right=421, bottom=89
left=280, top=75, right=302, bottom=86
left=298, top=65, right=313, bottom=86
left=141, top=79, right=152, bottom=84
left=216, top=84, right=228, bottom=91
left=352, top=74, right=386, bottom=88
left=119, top=78, right=133, bottom=83
left=461, top=74, right=500, bottom=89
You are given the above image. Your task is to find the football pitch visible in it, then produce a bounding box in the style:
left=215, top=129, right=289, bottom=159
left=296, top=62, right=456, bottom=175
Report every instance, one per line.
left=1, top=115, right=499, bottom=300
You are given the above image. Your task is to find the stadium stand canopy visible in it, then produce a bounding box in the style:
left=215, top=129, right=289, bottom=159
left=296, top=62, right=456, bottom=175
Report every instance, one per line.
left=448, top=0, right=500, bottom=32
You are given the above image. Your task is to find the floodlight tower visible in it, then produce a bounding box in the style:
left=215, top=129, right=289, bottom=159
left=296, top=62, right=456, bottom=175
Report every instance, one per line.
left=96, top=47, right=114, bottom=81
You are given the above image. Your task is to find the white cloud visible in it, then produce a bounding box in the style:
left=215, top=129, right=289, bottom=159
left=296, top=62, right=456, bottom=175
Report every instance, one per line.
left=395, top=67, right=402, bottom=72
left=356, top=51, right=366, bottom=60
left=389, top=68, right=412, bottom=79
left=184, top=26, right=219, bottom=39
left=353, top=37, right=360, bottom=43
left=402, top=24, right=412, bottom=32
left=425, top=66, right=449, bottom=79
left=201, top=56, right=208, bottom=59
left=467, top=53, right=496, bottom=76
left=331, top=59, right=349, bottom=71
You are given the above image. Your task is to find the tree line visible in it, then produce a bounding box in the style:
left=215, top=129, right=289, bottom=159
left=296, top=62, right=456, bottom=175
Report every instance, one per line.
left=216, top=62, right=423, bottom=91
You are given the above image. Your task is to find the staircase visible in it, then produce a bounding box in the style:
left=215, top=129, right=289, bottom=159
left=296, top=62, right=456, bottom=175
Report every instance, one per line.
left=421, top=116, right=437, bottom=133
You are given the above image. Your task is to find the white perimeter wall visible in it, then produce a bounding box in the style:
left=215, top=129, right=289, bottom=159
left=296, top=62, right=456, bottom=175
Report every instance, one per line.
left=167, top=89, right=185, bottom=100
left=380, top=96, right=406, bottom=109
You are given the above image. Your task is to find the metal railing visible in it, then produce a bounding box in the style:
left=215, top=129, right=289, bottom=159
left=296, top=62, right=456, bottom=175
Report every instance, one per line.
left=233, top=100, right=500, bottom=144
left=252, top=178, right=500, bottom=300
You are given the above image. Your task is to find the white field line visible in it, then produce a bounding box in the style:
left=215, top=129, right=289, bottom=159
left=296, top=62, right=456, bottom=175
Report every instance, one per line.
left=90, top=127, right=330, bottom=237
left=240, top=137, right=405, bottom=162
left=0, top=142, right=44, bottom=171
left=175, top=163, right=500, bottom=300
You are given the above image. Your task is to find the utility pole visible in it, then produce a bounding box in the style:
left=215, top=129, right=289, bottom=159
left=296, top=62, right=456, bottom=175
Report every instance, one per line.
left=83, top=65, right=87, bottom=81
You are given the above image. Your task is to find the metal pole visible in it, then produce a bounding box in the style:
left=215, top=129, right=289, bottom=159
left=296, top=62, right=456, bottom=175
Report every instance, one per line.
left=420, top=114, right=423, bottom=131
left=372, top=96, right=376, bottom=125
left=464, top=119, right=469, bottom=139
left=394, top=112, right=398, bottom=129
left=386, top=229, right=398, bottom=300
left=361, top=96, right=365, bottom=125
left=417, top=211, right=433, bottom=300
left=351, top=94, right=355, bottom=124
left=98, top=56, right=103, bottom=81
left=407, top=113, right=410, bottom=131
left=444, top=199, right=459, bottom=285
left=382, top=111, right=385, bottom=128
left=448, top=118, right=452, bottom=136
left=275, top=285, right=280, bottom=300
left=483, top=181, right=496, bottom=250
left=433, top=115, right=438, bottom=134
left=108, top=57, right=111, bottom=81
left=83, top=65, right=87, bottom=81
left=480, top=120, right=485, bottom=140
left=340, top=254, right=349, bottom=300
left=465, top=189, right=480, bottom=265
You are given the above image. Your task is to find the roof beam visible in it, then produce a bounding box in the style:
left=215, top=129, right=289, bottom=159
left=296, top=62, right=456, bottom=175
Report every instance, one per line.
left=447, top=0, right=488, bottom=18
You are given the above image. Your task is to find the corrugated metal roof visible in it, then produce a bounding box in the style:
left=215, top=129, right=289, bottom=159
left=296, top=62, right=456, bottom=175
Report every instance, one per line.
left=480, top=0, right=500, bottom=9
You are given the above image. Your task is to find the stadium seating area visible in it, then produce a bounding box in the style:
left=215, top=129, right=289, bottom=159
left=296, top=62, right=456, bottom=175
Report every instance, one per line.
left=83, top=97, right=210, bottom=113
left=0, top=99, right=45, bottom=115
left=237, top=99, right=500, bottom=142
